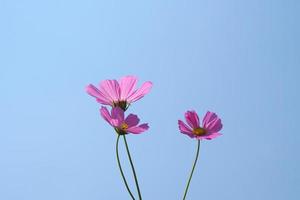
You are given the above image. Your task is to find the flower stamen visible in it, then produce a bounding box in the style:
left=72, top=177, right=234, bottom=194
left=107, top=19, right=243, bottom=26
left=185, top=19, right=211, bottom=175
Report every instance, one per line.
left=121, top=122, right=129, bottom=130
left=193, top=127, right=206, bottom=136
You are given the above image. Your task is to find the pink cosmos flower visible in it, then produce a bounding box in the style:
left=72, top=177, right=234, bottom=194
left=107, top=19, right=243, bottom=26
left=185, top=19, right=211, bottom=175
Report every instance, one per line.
left=178, top=111, right=222, bottom=140
left=100, top=106, right=149, bottom=135
left=86, top=75, right=153, bottom=110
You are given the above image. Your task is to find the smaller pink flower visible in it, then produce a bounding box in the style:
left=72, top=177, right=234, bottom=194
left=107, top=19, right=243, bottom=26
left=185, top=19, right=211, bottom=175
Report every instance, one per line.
left=100, top=106, right=149, bottom=135
left=86, top=75, right=153, bottom=110
left=178, top=110, right=223, bottom=140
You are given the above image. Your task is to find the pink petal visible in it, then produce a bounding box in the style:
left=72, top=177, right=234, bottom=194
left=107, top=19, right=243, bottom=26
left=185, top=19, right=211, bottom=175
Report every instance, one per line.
left=127, top=123, right=149, bottom=134
left=202, top=111, right=218, bottom=128
left=127, top=81, right=153, bottom=103
left=185, top=111, right=200, bottom=129
left=100, top=106, right=118, bottom=126
left=178, top=120, right=194, bottom=138
left=111, top=107, right=124, bottom=126
left=99, top=79, right=120, bottom=103
left=198, top=132, right=222, bottom=140
left=119, top=75, right=138, bottom=101
left=125, top=114, right=140, bottom=128
left=206, top=118, right=223, bottom=133
left=86, top=84, right=111, bottom=105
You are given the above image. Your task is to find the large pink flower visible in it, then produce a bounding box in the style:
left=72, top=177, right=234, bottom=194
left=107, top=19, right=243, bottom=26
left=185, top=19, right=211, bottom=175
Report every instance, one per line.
left=100, top=106, right=149, bottom=135
left=178, top=111, right=222, bottom=140
left=86, top=75, right=153, bottom=110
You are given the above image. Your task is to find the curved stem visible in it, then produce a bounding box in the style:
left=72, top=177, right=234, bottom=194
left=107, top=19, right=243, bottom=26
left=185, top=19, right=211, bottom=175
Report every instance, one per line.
left=123, top=135, right=142, bottom=200
left=116, top=135, right=136, bottom=200
left=182, top=140, right=201, bottom=200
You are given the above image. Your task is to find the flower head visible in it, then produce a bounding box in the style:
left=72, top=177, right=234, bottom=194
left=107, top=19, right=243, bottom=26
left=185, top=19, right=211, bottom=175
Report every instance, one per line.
left=100, top=106, right=149, bottom=135
left=86, top=75, right=152, bottom=110
left=178, top=110, right=222, bottom=140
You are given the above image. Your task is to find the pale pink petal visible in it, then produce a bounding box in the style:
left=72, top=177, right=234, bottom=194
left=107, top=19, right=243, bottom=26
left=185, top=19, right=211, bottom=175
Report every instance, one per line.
left=100, top=106, right=111, bottom=123
left=127, top=81, right=153, bottom=103
left=111, top=107, right=124, bottom=126
left=125, top=114, right=140, bottom=128
left=100, top=106, right=118, bottom=126
left=127, top=123, right=149, bottom=134
left=202, top=111, right=218, bottom=128
left=178, top=120, right=195, bottom=138
left=86, top=84, right=111, bottom=105
left=99, top=79, right=120, bottom=103
left=185, top=111, right=200, bottom=129
left=119, top=75, right=138, bottom=100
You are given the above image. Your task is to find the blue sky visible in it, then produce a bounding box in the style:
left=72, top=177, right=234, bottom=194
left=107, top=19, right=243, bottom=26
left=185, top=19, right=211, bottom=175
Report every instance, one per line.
left=0, top=0, right=299, bottom=199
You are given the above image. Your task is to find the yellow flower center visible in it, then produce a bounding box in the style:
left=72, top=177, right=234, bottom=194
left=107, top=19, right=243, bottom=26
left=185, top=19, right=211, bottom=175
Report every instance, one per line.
left=121, top=122, right=129, bottom=130
left=193, top=127, right=206, bottom=136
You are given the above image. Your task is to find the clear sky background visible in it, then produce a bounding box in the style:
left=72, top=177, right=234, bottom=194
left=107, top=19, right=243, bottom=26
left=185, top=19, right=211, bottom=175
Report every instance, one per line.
left=0, top=0, right=299, bottom=199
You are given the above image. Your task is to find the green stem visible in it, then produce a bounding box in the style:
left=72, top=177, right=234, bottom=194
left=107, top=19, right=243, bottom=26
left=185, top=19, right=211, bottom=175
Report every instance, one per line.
left=116, top=135, right=136, bottom=200
left=182, top=140, right=201, bottom=200
left=123, top=135, right=143, bottom=200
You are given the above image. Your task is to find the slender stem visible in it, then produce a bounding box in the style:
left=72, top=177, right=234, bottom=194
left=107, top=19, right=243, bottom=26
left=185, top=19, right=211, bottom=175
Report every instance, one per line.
left=123, top=135, right=142, bottom=200
left=116, top=135, right=136, bottom=200
left=182, top=140, right=201, bottom=200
